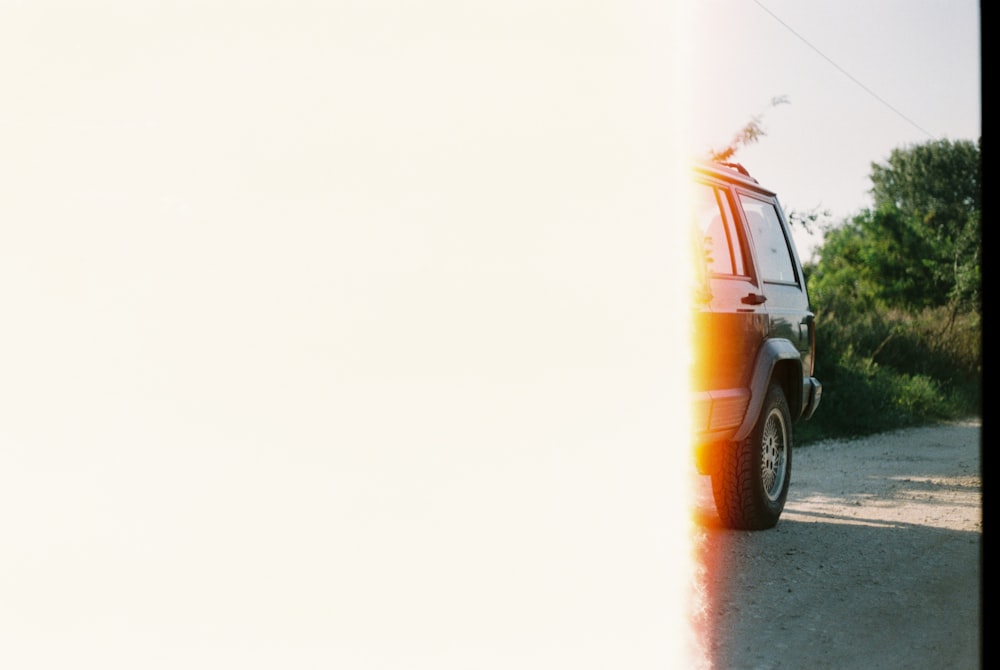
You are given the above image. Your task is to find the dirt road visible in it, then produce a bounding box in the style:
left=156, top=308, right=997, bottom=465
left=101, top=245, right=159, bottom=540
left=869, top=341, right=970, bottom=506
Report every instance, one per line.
left=691, top=419, right=982, bottom=670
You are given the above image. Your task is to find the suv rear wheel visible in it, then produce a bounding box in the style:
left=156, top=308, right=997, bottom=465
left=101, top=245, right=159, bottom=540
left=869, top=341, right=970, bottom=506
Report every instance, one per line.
left=711, top=383, right=792, bottom=530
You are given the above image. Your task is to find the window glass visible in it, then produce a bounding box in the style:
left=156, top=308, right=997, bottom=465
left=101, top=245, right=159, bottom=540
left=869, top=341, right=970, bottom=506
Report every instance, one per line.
left=693, top=183, right=747, bottom=276
left=738, top=194, right=796, bottom=283
left=718, top=192, right=746, bottom=276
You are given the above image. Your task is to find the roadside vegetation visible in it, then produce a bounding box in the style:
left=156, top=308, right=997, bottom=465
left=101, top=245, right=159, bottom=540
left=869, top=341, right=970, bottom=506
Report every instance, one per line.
left=797, top=138, right=981, bottom=443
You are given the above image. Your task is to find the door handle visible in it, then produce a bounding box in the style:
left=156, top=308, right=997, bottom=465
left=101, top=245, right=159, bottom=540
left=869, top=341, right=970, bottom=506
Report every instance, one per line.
left=741, top=292, right=767, bottom=305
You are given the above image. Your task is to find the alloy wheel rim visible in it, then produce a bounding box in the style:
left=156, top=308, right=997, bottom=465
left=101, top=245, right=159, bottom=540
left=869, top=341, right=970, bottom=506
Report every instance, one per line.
left=760, top=409, right=788, bottom=502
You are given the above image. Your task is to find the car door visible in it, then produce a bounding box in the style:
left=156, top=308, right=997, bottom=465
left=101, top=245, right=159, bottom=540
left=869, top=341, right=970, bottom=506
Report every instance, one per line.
left=735, top=191, right=814, bottom=367
left=691, top=180, right=768, bottom=439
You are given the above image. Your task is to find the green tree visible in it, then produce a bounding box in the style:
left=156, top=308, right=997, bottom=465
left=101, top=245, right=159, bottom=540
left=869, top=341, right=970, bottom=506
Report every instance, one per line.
left=868, top=138, right=981, bottom=312
left=801, top=138, right=982, bottom=441
left=812, top=138, right=981, bottom=313
left=810, top=207, right=943, bottom=311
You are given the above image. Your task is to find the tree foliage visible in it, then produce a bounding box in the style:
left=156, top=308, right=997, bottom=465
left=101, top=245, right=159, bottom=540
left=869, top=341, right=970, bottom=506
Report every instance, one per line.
left=810, top=207, right=944, bottom=311
left=811, top=138, right=981, bottom=313
left=707, top=96, right=789, bottom=163
left=800, top=138, right=981, bottom=441
left=870, top=138, right=980, bottom=233
left=870, top=138, right=981, bottom=311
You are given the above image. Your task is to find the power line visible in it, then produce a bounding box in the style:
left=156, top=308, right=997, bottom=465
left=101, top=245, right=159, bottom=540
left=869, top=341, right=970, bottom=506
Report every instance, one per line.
left=752, top=0, right=935, bottom=139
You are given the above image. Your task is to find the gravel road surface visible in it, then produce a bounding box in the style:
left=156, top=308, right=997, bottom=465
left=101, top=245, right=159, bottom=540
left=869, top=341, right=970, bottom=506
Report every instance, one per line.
left=691, top=419, right=982, bottom=670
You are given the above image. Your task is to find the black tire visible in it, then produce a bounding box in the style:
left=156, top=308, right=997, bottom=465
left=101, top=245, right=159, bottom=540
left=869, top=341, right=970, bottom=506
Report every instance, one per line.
left=711, top=383, right=792, bottom=530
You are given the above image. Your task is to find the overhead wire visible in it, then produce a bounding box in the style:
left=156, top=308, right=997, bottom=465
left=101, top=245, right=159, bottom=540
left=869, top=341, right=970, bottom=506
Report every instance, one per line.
left=751, top=0, right=935, bottom=139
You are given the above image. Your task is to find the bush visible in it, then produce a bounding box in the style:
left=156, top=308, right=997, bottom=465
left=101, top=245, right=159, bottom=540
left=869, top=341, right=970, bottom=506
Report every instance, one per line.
left=796, top=306, right=980, bottom=444
left=795, top=138, right=981, bottom=443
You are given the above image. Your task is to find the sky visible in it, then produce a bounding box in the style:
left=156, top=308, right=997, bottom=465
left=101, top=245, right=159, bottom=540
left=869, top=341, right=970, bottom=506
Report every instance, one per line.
left=0, top=2, right=982, bottom=668
left=689, top=0, right=981, bottom=258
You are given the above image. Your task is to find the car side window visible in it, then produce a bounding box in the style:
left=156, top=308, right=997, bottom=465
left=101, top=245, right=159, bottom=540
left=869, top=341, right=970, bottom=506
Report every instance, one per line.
left=738, top=194, right=797, bottom=284
left=694, top=182, right=748, bottom=277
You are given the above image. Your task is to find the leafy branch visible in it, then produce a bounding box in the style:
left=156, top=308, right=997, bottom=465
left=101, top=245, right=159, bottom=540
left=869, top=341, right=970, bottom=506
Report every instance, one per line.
left=707, top=96, right=790, bottom=163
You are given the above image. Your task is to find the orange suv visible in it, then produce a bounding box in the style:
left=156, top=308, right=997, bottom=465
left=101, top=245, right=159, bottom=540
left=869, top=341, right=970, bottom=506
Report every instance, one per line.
left=691, top=160, right=822, bottom=530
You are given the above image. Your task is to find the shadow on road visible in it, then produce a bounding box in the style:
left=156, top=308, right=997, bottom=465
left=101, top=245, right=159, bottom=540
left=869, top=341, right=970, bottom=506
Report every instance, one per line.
left=689, top=423, right=982, bottom=670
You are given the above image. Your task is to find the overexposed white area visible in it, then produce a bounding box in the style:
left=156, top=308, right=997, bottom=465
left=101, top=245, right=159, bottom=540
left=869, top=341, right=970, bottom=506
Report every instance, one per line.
left=0, top=2, right=698, bottom=668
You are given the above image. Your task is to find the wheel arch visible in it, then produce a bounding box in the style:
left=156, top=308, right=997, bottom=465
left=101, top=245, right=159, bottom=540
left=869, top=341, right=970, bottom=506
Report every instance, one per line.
left=733, top=339, right=803, bottom=443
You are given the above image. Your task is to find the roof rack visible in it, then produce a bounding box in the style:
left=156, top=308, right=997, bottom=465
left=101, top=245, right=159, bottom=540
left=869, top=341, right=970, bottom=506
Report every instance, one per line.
left=716, top=161, right=758, bottom=183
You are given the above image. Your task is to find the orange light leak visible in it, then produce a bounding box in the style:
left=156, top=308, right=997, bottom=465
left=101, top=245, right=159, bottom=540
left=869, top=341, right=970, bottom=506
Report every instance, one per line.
left=665, top=2, right=713, bottom=668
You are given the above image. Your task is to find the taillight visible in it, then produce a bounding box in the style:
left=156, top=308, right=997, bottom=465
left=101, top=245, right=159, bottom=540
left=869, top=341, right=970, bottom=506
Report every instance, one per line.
left=809, top=316, right=816, bottom=376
